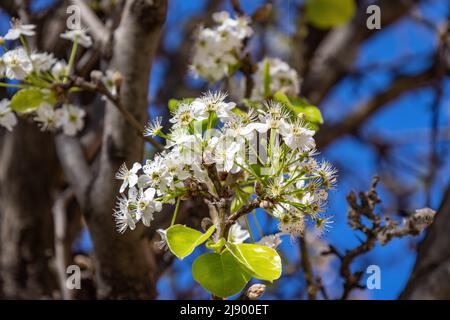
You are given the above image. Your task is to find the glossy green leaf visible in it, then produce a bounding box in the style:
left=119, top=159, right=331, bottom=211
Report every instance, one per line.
left=10, top=88, right=56, bottom=113
left=166, top=224, right=216, bottom=260
left=273, top=91, right=323, bottom=124
left=226, top=243, right=282, bottom=281
left=273, top=91, right=291, bottom=107
left=305, top=0, right=356, bottom=29
left=192, top=250, right=251, bottom=297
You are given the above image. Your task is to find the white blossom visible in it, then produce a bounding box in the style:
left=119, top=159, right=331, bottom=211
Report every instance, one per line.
left=55, top=104, right=86, bottom=136
left=60, top=28, right=93, bottom=48
left=0, top=99, right=17, bottom=131
left=155, top=228, right=169, bottom=251
left=31, top=52, right=56, bottom=72
left=191, top=11, right=252, bottom=82
left=33, top=103, right=59, bottom=131
left=4, top=20, right=36, bottom=40
left=252, top=58, right=301, bottom=100
left=2, top=47, right=32, bottom=80
left=116, top=162, right=142, bottom=193
left=136, top=188, right=162, bottom=227
left=228, top=223, right=250, bottom=244
left=279, top=120, right=316, bottom=151
left=258, top=233, right=282, bottom=249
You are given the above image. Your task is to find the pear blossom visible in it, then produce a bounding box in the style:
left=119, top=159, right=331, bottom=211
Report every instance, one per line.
left=33, top=103, right=59, bottom=131
left=192, top=91, right=236, bottom=122
left=2, top=47, right=33, bottom=80
left=136, top=188, right=163, bottom=227
left=155, top=229, right=169, bottom=251
left=3, top=20, right=36, bottom=40
left=113, top=189, right=138, bottom=234
left=191, top=11, right=253, bottom=82
left=51, top=60, right=69, bottom=79
left=280, top=120, right=315, bottom=151
left=60, top=28, right=93, bottom=48
left=252, top=58, right=301, bottom=100
left=0, top=99, right=17, bottom=131
left=116, top=162, right=142, bottom=193
left=228, top=223, right=250, bottom=244
left=258, top=233, right=283, bottom=249
left=114, top=90, right=336, bottom=239
left=55, top=104, right=86, bottom=136
left=31, top=52, right=56, bottom=72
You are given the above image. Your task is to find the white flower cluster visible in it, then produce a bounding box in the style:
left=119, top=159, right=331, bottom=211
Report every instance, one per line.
left=0, top=20, right=91, bottom=135
left=115, top=91, right=336, bottom=237
left=34, top=103, right=86, bottom=135
left=190, top=11, right=252, bottom=82
left=251, top=58, right=301, bottom=100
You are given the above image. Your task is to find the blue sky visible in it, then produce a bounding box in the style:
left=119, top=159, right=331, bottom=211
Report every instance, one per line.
left=2, top=0, right=448, bottom=300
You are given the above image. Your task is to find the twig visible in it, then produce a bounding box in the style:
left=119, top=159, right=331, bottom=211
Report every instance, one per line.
left=299, top=236, right=318, bottom=300
left=67, top=76, right=164, bottom=150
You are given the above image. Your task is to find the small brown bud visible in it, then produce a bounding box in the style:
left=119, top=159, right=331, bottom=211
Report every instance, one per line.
left=112, top=71, right=123, bottom=89
left=246, top=284, right=266, bottom=300
left=260, top=200, right=272, bottom=209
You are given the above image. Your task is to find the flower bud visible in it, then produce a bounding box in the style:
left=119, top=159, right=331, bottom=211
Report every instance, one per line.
left=260, top=200, right=272, bottom=209
left=246, top=284, right=266, bottom=300
left=112, top=71, right=124, bottom=89
left=90, top=70, right=103, bottom=84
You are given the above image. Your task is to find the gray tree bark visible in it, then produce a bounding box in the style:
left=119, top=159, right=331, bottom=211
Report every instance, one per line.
left=58, top=0, right=168, bottom=299
left=0, top=120, right=59, bottom=299
left=401, top=186, right=450, bottom=299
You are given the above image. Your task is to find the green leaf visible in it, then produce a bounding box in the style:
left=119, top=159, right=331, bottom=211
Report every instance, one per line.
left=290, top=97, right=324, bottom=124
left=231, top=187, right=252, bottom=214
left=262, top=59, right=271, bottom=98
left=273, top=91, right=291, bottom=106
left=305, top=0, right=356, bottom=29
left=273, top=91, right=323, bottom=124
left=192, top=250, right=251, bottom=297
left=226, top=243, right=282, bottom=282
left=205, top=238, right=225, bottom=252
left=10, top=88, right=56, bottom=113
left=166, top=224, right=216, bottom=260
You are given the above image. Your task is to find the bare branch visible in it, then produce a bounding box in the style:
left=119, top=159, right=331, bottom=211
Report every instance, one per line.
left=316, top=66, right=437, bottom=148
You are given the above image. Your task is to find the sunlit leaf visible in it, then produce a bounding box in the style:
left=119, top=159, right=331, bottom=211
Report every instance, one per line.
left=226, top=243, right=282, bottom=281
left=305, top=0, right=356, bottom=29
left=10, top=88, right=56, bottom=113
left=192, top=250, right=251, bottom=297
left=166, top=224, right=216, bottom=260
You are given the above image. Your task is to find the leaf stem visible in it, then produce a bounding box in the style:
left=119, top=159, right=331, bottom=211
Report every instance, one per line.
left=170, top=197, right=181, bottom=226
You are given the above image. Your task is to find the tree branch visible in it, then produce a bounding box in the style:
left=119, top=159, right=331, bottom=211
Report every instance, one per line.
left=302, top=0, right=421, bottom=105
left=316, top=66, right=437, bottom=148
